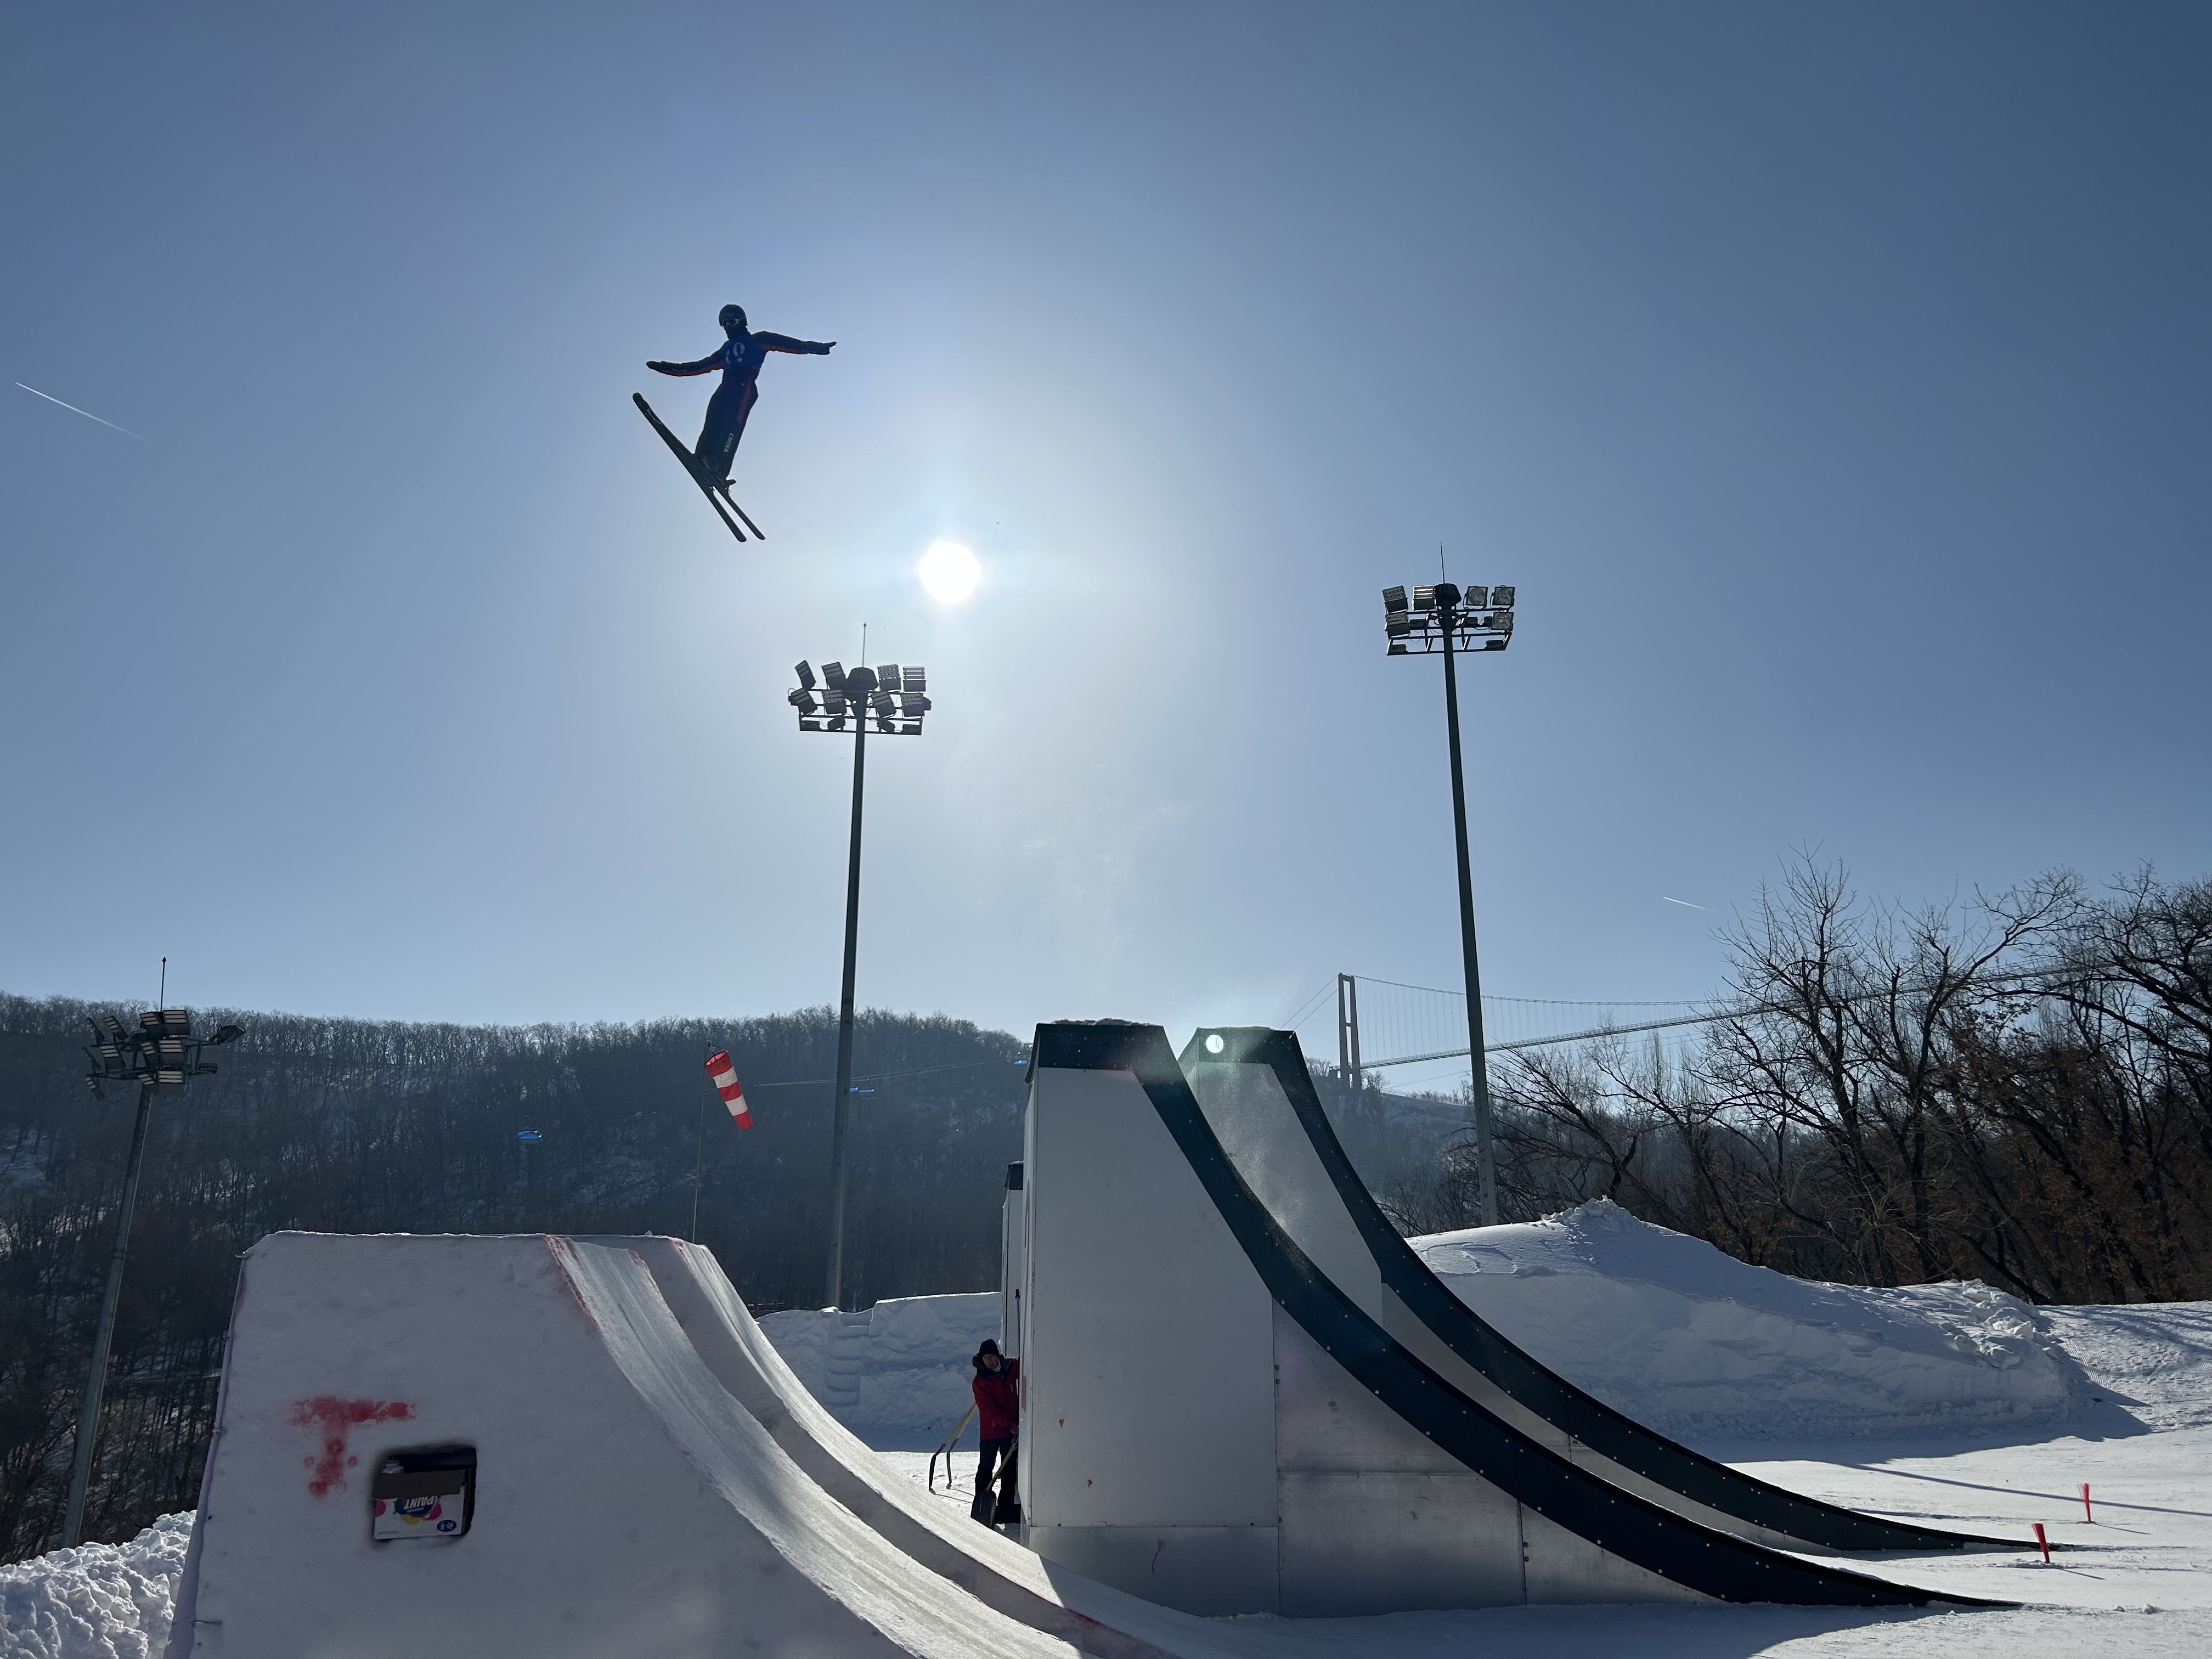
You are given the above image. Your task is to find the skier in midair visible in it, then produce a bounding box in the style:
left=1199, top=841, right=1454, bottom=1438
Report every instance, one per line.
left=646, top=304, right=834, bottom=487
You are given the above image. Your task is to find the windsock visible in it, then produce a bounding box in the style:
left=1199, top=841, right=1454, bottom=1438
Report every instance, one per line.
left=704, top=1050, right=752, bottom=1128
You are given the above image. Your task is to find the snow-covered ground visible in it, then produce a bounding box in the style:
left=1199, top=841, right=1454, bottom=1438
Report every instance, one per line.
left=9, top=1207, right=2210, bottom=1657
left=1, top=1513, right=189, bottom=1659
left=760, top=1293, right=1001, bottom=1448
left=1417, top=1200, right=2075, bottom=1441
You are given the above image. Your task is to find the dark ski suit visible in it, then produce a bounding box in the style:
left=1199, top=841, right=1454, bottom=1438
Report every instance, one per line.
left=647, top=329, right=832, bottom=483
left=970, top=1352, right=1020, bottom=1523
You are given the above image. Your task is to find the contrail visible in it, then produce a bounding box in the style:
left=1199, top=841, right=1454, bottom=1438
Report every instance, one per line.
left=15, top=382, right=143, bottom=439
left=1661, top=896, right=1711, bottom=911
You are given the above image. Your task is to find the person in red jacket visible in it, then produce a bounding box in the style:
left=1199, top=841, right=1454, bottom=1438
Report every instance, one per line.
left=970, top=1340, right=1020, bottom=1525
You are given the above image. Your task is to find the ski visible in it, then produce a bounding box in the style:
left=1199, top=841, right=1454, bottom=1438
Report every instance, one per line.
left=633, top=393, right=761, bottom=544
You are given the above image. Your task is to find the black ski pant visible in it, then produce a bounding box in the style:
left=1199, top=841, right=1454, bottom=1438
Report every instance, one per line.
left=693, top=379, right=758, bottom=483
left=972, top=1435, right=1015, bottom=1521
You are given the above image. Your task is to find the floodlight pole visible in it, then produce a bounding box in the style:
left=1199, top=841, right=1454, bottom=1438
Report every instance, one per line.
left=1436, top=607, right=1500, bottom=1227
left=825, top=715, right=867, bottom=1311
left=1383, top=580, right=1512, bottom=1228
left=61, top=1079, right=157, bottom=1548
left=789, top=657, right=929, bottom=1312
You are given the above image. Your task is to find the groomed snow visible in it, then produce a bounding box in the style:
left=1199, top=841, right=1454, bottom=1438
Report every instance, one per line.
left=1415, top=1200, right=2075, bottom=1441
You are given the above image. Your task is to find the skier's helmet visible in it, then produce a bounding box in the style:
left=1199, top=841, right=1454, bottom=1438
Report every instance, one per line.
left=718, top=303, right=748, bottom=331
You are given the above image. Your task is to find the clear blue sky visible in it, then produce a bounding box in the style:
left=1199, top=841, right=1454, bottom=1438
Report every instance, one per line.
left=4, top=3, right=2205, bottom=1063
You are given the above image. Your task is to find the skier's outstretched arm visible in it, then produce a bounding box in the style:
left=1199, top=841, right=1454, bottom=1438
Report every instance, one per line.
left=753, top=332, right=836, bottom=355
left=646, top=351, right=723, bottom=376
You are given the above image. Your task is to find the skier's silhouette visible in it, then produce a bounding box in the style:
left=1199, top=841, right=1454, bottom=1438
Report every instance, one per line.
left=647, top=304, right=834, bottom=485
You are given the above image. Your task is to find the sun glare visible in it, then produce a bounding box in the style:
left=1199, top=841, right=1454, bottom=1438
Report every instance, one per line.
left=918, top=540, right=981, bottom=604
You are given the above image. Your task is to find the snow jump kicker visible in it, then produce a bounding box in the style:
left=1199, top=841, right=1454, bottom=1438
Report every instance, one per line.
left=1013, top=1021, right=2022, bottom=1618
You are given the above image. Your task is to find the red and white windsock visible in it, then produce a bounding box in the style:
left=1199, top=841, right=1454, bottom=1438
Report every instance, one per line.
left=705, top=1050, right=752, bottom=1128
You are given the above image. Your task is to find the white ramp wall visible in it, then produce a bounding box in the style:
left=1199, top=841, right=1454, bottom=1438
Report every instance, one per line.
left=163, top=1233, right=1080, bottom=1659
left=1002, top=1163, right=1026, bottom=1358
left=1020, top=1025, right=1685, bottom=1616
left=1019, top=1037, right=1280, bottom=1613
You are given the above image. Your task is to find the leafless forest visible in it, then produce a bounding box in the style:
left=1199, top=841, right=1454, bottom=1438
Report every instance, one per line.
left=1390, top=863, right=2212, bottom=1308
left=2, top=862, right=2204, bottom=1564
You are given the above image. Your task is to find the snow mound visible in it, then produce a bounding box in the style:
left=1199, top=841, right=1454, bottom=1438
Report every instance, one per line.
left=0, top=1513, right=189, bottom=1659
left=759, top=1293, right=1000, bottom=1448
left=1413, top=1199, right=2073, bottom=1442
left=2039, top=1301, right=2212, bottom=1431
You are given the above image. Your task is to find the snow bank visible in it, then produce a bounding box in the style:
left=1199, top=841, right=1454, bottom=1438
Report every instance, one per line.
left=0, top=1513, right=189, bottom=1659
left=1414, top=1199, right=2073, bottom=1442
left=2039, top=1300, right=2212, bottom=1431
left=759, top=1294, right=1000, bottom=1448
left=752, top=1208, right=2103, bottom=1452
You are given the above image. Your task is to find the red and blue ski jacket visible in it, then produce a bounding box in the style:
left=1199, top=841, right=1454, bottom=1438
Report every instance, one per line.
left=972, top=1355, right=1019, bottom=1440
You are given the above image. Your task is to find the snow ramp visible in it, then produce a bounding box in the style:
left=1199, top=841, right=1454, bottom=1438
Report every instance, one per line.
left=586, top=1233, right=1278, bottom=1659
left=1179, top=1025, right=2024, bottom=1556
left=162, top=1232, right=1099, bottom=1659
left=1017, top=1021, right=2008, bottom=1617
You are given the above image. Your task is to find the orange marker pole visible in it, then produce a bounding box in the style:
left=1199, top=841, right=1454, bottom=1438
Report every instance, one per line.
left=2033, top=1521, right=2051, bottom=1563
left=2080, top=1482, right=2093, bottom=1522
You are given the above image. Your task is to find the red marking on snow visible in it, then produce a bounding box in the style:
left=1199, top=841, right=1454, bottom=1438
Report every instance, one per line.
left=2033, top=1521, right=2050, bottom=1562
left=2081, top=1482, right=2094, bottom=1522
left=289, top=1397, right=414, bottom=1497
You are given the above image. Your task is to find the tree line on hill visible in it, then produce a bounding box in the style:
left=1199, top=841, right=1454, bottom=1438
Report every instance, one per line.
left=1389, top=862, right=2212, bottom=1308
left=0, top=1002, right=1026, bottom=1562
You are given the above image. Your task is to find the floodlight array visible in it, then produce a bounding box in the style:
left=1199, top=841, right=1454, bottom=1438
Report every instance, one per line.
left=1382, top=581, right=1516, bottom=656
left=81, top=1009, right=241, bottom=1098
left=790, top=661, right=931, bottom=735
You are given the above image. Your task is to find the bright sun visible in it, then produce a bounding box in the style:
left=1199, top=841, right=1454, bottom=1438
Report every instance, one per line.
left=917, top=540, right=981, bottom=604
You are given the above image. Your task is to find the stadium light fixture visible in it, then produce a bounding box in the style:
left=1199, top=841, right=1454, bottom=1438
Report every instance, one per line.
left=64, top=990, right=241, bottom=1547
left=788, top=656, right=934, bottom=1310
left=1380, top=577, right=1516, bottom=1225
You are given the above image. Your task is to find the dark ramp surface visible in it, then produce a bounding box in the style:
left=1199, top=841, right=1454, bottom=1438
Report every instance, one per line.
left=1178, top=1027, right=2028, bottom=1557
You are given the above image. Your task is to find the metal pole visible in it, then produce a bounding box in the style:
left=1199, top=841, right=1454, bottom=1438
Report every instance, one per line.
left=825, top=714, right=867, bottom=1310
left=1336, top=973, right=1354, bottom=1105
left=691, top=1045, right=711, bottom=1243
left=63, top=1079, right=156, bottom=1547
left=1438, top=606, right=1499, bottom=1226
left=1336, top=982, right=1353, bottom=1110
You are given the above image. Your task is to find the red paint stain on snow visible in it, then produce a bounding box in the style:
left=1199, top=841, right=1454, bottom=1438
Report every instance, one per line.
left=289, top=1397, right=414, bottom=1497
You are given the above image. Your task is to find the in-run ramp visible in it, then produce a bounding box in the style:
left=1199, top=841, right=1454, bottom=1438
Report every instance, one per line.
left=1019, top=1022, right=2010, bottom=1617
left=1179, top=1026, right=2029, bottom=1558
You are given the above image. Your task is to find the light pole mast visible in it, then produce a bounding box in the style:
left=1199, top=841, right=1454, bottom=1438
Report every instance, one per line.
left=825, top=697, right=867, bottom=1310
left=63, top=1075, right=155, bottom=1548
left=65, top=1004, right=241, bottom=1545
left=788, top=657, right=931, bottom=1311
left=1383, top=580, right=1515, bottom=1225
